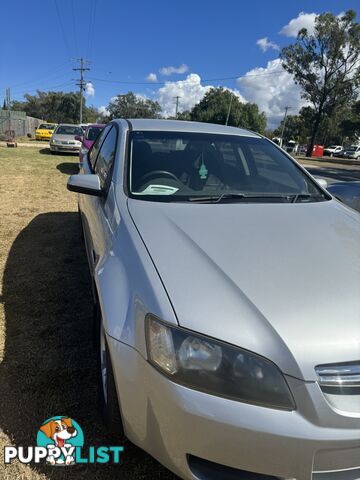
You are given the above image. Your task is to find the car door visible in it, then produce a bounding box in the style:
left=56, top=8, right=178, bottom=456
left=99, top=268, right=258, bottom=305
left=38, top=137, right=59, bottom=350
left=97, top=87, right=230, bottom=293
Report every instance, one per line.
left=81, top=124, right=119, bottom=274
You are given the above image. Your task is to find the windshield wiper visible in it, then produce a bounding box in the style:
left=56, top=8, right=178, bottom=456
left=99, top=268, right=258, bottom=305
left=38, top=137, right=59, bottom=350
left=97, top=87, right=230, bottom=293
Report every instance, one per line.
left=290, top=193, right=326, bottom=203
left=188, top=193, right=296, bottom=203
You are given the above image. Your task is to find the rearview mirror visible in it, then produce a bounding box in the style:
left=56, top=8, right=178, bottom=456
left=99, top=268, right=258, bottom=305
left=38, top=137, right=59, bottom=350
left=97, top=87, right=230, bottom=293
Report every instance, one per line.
left=75, top=135, right=83, bottom=142
left=67, top=174, right=103, bottom=196
left=314, top=177, right=328, bottom=189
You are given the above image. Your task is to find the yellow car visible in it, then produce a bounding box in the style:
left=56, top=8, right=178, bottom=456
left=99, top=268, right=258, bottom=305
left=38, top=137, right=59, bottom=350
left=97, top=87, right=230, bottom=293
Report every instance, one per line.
left=35, top=123, right=57, bottom=141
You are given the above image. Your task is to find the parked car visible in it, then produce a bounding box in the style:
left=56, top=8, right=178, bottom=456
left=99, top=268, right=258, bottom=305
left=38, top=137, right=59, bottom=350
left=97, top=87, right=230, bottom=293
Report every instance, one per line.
left=35, top=123, right=57, bottom=141
left=285, top=140, right=298, bottom=154
left=298, top=144, right=307, bottom=155
left=341, top=145, right=360, bottom=159
left=76, top=123, right=105, bottom=165
left=323, top=145, right=343, bottom=157
left=50, top=124, right=83, bottom=154
left=67, top=120, right=360, bottom=480
left=327, top=181, right=360, bottom=212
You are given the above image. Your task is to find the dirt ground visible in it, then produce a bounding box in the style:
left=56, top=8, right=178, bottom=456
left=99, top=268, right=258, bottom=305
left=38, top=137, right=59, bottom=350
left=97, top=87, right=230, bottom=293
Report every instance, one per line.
left=0, top=146, right=177, bottom=479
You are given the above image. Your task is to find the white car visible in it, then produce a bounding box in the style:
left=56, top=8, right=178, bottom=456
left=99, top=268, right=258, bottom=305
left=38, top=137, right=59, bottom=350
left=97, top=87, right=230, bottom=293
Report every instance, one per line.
left=323, top=145, right=343, bottom=157
left=67, top=119, right=360, bottom=480
left=342, top=145, right=360, bottom=159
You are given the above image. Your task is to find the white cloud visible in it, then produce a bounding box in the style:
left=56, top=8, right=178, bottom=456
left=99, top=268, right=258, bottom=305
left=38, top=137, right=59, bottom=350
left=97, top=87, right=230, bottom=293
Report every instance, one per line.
left=280, top=12, right=317, bottom=37
left=98, top=105, right=109, bottom=116
left=157, top=73, right=246, bottom=117
left=256, top=37, right=280, bottom=52
left=85, top=82, right=95, bottom=96
left=237, top=59, right=308, bottom=128
left=159, top=64, right=189, bottom=76
left=146, top=73, right=158, bottom=82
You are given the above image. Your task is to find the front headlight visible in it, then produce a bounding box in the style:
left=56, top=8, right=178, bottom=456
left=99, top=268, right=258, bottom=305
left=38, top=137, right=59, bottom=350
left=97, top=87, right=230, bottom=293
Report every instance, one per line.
left=146, top=316, right=295, bottom=410
left=80, top=146, right=88, bottom=155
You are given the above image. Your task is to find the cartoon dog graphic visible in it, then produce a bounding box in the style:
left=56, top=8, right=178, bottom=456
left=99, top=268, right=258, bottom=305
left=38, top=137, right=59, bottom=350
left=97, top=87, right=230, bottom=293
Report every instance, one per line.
left=40, top=417, right=77, bottom=465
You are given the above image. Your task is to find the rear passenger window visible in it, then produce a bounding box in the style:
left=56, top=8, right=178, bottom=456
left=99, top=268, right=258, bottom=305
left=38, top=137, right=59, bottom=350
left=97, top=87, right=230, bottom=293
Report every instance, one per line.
left=95, top=127, right=117, bottom=188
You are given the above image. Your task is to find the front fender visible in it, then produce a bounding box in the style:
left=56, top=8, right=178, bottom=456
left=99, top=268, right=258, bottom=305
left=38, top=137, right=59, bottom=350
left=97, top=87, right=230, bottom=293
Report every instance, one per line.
left=94, top=214, right=177, bottom=359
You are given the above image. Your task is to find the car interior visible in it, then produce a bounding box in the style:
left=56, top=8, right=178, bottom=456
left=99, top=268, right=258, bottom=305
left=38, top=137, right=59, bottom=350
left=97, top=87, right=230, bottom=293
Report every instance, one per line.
left=129, top=134, right=320, bottom=199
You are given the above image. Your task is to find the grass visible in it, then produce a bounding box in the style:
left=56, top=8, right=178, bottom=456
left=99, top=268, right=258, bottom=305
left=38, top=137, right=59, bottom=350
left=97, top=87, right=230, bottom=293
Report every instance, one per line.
left=0, top=146, right=177, bottom=479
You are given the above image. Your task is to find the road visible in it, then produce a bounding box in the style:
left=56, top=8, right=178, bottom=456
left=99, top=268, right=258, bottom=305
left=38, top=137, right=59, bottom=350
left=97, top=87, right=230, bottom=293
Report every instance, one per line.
left=299, top=160, right=360, bottom=184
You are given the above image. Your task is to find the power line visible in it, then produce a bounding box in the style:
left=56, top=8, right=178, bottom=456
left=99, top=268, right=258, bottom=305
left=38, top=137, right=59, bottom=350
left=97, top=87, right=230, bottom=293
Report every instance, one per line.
left=71, top=0, right=78, bottom=58
left=0, top=62, right=70, bottom=90
left=73, top=58, right=90, bottom=123
left=10, top=81, right=74, bottom=98
left=54, top=0, right=71, bottom=55
left=90, top=69, right=285, bottom=86
left=87, top=0, right=97, bottom=59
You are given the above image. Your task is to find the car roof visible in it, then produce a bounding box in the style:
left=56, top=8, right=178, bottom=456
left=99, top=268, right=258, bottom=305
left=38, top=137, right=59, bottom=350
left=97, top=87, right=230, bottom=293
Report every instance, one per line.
left=114, top=119, right=261, bottom=137
left=86, top=123, right=105, bottom=128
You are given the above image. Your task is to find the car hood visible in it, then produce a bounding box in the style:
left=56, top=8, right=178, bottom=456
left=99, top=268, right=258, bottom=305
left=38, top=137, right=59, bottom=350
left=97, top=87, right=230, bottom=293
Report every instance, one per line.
left=51, top=134, right=79, bottom=142
left=128, top=198, right=360, bottom=381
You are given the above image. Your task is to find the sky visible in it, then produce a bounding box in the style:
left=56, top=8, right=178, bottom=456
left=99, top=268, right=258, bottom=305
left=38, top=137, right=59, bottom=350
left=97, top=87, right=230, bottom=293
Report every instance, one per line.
left=0, top=0, right=358, bottom=128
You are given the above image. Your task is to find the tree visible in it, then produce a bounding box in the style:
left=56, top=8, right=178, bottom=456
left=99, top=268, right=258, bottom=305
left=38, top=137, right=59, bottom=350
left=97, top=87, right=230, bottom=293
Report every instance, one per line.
left=238, top=102, right=267, bottom=134
left=11, top=91, right=98, bottom=123
left=273, top=114, right=310, bottom=144
left=175, top=110, right=191, bottom=121
left=340, top=100, right=360, bottom=142
left=190, top=87, right=267, bottom=133
left=280, top=10, right=360, bottom=156
left=107, top=92, right=161, bottom=119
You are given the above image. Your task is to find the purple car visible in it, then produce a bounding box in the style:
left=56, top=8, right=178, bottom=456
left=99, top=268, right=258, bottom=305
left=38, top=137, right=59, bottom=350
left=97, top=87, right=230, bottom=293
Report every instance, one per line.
left=76, top=124, right=105, bottom=164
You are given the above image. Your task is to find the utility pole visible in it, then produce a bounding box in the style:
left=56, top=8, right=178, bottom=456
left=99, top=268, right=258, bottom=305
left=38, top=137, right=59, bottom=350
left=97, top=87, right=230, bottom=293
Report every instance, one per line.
left=225, top=93, right=234, bottom=126
left=73, top=58, right=90, bottom=124
left=280, top=106, right=291, bottom=148
left=174, top=96, right=181, bottom=118
left=6, top=88, right=11, bottom=135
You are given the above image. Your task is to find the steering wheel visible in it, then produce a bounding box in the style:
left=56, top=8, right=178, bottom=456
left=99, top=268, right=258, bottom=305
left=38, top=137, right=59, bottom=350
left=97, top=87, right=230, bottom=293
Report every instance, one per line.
left=138, top=170, right=179, bottom=184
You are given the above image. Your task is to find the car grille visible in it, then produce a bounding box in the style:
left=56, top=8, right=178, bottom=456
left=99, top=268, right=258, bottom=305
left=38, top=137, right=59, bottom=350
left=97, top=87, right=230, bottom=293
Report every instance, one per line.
left=315, top=362, right=360, bottom=414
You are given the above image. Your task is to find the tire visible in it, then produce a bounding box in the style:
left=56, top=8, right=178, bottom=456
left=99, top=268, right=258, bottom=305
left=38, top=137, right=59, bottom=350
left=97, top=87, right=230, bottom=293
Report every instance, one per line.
left=95, top=304, right=124, bottom=438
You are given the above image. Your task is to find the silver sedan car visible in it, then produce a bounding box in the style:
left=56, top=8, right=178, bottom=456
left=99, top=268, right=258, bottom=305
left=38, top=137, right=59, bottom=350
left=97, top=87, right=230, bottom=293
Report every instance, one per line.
left=50, top=124, right=83, bottom=153
left=68, top=120, right=360, bottom=480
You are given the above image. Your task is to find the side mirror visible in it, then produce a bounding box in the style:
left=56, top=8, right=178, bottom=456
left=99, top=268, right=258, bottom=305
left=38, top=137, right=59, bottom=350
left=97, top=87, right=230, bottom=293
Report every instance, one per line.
left=314, top=177, right=328, bottom=189
left=75, top=135, right=83, bottom=142
left=67, top=174, right=103, bottom=196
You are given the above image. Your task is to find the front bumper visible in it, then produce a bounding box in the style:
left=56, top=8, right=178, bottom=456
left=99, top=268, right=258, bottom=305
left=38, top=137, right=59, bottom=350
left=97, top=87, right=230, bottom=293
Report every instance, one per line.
left=108, top=337, right=360, bottom=480
left=35, top=134, right=51, bottom=141
left=50, top=144, right=80, bottom=153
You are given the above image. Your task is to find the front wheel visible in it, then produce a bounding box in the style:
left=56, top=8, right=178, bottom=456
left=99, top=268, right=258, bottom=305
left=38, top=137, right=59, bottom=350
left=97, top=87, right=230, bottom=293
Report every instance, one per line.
left=96, top=306, right=124, bottom=437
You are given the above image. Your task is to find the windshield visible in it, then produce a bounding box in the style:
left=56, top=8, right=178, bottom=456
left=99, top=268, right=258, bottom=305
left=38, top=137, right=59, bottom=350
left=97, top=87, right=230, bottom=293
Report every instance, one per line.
left=38, top=124, right=56, bottom=130
left=55, top=125, right=83, bottom=135
left=128, top=131, right=327, bottom=203
left=86, top=126, right=103, bottom=141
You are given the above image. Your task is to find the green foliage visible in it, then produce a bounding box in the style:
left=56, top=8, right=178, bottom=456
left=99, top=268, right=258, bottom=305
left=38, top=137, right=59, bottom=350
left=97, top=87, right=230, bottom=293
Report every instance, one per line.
left=176, top=110, right=191, bottom=121
left=11, top=91, right=98, bottom=123
left=340, top=100, right=360, bottom=141
left=273, top=113, right=310, bottom=144
left=106, top=92, right=161, bottom=120
left=190, top=87, right=266, bottom=133
left=280, top=10, right=360, bottom=155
